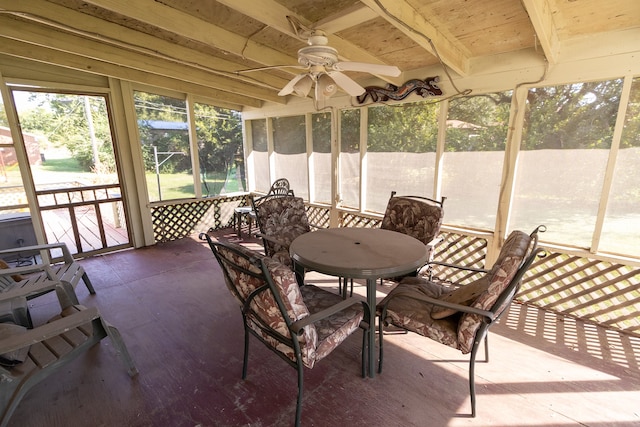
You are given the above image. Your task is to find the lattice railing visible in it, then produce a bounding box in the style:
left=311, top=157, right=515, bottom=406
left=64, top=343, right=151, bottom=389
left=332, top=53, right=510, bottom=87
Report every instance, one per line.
left=306, top=204, right=330, bottom=230
left=150, top=194, right=247, bottom=242
left=519, top=250, right=640, bottom=336
left=154, top=197, right=640, bottom=337
left=339, top=210, right=381, bottom=228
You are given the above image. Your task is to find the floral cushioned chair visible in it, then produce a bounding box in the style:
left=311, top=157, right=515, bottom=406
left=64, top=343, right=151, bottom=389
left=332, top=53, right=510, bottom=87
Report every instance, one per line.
left=377, top=226, right=545, bottom=417
left=341, top=191, right=445, bottom=297
left=201, top=234, right=370, bottom=427
left=252, top=194, right=312, bottom=285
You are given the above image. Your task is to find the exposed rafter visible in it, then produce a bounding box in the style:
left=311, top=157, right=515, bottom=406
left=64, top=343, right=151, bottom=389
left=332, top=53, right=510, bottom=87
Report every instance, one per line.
left=1, top=0, right=290, bottom=91
left=359, top=0, right=470, bottom=76
left=0, top=16, right=282, bottom=105
left=216, top=0, right=400, bottom=84
left=520, top=0, right=560, bottom=65
left=0, top=37, right=257, bottom=109
left=81, top=0, right=296, bottom=71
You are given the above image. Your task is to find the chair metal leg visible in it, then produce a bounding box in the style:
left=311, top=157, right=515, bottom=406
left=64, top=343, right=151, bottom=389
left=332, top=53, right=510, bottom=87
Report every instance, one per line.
left=295, top=361, right=304, bottom=427
left=242, top=324, right=250, bottom=379
left=469, top=343, right=480, bottom=417
left=484, top=334, right=489, bottom=362
left=361, top=326, right=368, bottom=378
left=377, top=319, right=385, bottom=374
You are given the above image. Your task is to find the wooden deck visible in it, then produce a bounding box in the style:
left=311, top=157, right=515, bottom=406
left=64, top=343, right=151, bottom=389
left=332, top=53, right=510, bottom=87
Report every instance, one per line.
left=9, top=229, right=640, bottom=426
left=40, top=203, right=129, bottom=257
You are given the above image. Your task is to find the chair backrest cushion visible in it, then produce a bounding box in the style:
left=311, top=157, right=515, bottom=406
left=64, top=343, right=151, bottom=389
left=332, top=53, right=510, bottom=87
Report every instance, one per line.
left=254, top=196, right=311, bottom=255
left=456, top=230, right=531, bottom=353
left=214, top=243, right=265, bottom=303
left=381, top=196, right=444, bottom=245
left=213, top=242, right=317, bottom=364
left=430, top=276, right=490, bottom=319
left=262, top=257, right=318, bottom=365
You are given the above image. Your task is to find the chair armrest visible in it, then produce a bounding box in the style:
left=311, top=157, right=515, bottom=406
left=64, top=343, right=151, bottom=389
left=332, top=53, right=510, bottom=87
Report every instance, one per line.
left=381, top=289, right=495, bottom=322
left=255, top=233, right=290, bottom=248
left=429, top=261, right=489, bottom=275
left=0, top=279, right=69, bottom=303
left=0, top=263, right=58, bottom=279
left=0, top=242, right=73, bottom=263
left=289, top=297, right=370, bottom=334
left=0, top=306, right=99, bottom=355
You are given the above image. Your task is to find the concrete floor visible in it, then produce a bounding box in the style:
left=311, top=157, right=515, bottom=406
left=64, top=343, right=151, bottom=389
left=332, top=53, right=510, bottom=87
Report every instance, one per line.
left=8, top=229, right=640, bottom=426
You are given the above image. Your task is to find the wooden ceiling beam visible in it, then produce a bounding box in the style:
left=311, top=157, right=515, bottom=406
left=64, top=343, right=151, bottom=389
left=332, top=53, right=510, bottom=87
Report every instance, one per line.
left=0, top=37, right=261, bottom=109
left=80, top=0, right=297, bottom=69
left=314, top=4, right=379, bottom=35
left=360, top=0, right=470, bottom=76
left=0, top=16, right=283, bottom=104
left=520, top=0, right=560, bottom=65
left=0, top=0, right=291, bottom=91
left=217, top=0, right=396, bottom=68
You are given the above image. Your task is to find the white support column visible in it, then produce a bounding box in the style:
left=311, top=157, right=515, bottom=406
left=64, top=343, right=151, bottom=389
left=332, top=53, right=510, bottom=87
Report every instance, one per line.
left=266, top=117, right=275, bottom=184
left=305, top=113, right=314, bottom=202
left=434, top=99, right=447, bottom=201
left=591, top=75, right=633, bottom=253
left=330, top=107, right=340, bottom=227
left=243, top=120, right=255, bottom=192
left=186, top=94, right=201, bottom=198
left=359, top=107, right=368, bottom=212
left=490, top=86, right=528, bottom=264
left=114, top=79, right=156, bottom=246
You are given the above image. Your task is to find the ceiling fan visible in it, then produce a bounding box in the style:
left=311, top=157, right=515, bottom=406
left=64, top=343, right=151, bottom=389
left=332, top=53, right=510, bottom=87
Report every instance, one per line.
left=277, top=32, right=401, bottom=102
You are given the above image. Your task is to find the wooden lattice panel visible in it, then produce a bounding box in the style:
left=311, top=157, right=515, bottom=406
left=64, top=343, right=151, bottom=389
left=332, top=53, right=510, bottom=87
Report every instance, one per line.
left=340, top=212, right=381, bottom=229
left=429, top=231, right=488, bottom=284
left=151, top=195, right=247, bottom=242
left=518, top=251, right=640, bottom=337
left=306, top=205, right=330, bottom=230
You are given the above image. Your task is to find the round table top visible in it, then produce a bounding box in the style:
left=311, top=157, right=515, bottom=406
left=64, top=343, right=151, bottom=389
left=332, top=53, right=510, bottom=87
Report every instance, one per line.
left=289, top=227, right=428, bottom=280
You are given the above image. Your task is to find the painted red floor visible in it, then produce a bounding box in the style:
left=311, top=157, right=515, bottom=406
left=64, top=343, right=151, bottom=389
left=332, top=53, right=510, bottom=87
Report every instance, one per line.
left=9, top=229, right=640, bottom=426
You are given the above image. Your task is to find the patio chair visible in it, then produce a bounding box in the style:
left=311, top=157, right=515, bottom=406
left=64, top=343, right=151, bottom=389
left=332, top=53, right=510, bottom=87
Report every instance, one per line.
left=0, top=279, right=137, bottom=427
left=201, top=235, right=369, bottom=427
left=0, top=243, right=96, bottom=322
left=232, top=178, right=293, bottom=238
left=252, top=194, right=310, bottom=285
left=377, top=226, right=545, bottom=417
left=267, top=177, right=294, bottom=196
left=340, top=191, right=446, bottom=297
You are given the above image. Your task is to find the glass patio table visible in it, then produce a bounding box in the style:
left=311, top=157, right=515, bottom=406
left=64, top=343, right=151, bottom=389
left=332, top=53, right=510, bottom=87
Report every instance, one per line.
left=289, top=227, right=428, bottom=378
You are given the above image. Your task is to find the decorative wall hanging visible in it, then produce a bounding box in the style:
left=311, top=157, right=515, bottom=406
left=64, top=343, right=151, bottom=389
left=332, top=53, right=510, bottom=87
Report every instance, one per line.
left=356, top=76, right=442, bottom=104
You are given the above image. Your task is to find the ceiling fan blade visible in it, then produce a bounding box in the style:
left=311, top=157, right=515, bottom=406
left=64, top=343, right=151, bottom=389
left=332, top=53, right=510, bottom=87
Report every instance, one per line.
left=327, top=71, right=366, bottom=96
left=278, top=74, right=310, bottom=96
left=332, top=61, right=401, bottom=77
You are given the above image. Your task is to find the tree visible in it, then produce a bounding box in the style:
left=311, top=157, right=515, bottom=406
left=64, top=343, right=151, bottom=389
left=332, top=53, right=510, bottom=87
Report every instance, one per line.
left=446, top=92, right=512, bottom=152
left=522, top=80, right=624, bottom=150
left=16, top=93, right=115, bottom=173
left=368, top=102, right=439, bottom=152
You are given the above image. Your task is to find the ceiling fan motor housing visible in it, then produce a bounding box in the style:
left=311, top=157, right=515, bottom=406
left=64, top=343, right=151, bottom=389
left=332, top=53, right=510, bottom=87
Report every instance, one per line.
left=297, top=45, right=339, bottom=67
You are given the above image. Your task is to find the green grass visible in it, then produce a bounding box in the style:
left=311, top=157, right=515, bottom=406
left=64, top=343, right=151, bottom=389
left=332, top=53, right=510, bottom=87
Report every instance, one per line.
left=144, top=168, right=244, bottom=201
left=40, top=157, right=84, bottom=173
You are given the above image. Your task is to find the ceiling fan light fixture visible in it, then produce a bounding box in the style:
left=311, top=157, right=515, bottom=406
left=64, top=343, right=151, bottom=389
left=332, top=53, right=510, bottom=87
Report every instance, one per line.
left=317, top=74, right=337, bottom=98
left=293, top=75, right=313, bottom=97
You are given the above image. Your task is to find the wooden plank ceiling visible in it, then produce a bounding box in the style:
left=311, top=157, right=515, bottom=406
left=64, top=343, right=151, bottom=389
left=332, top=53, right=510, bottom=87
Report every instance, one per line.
left=0, top=0, right=638, bottom=110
